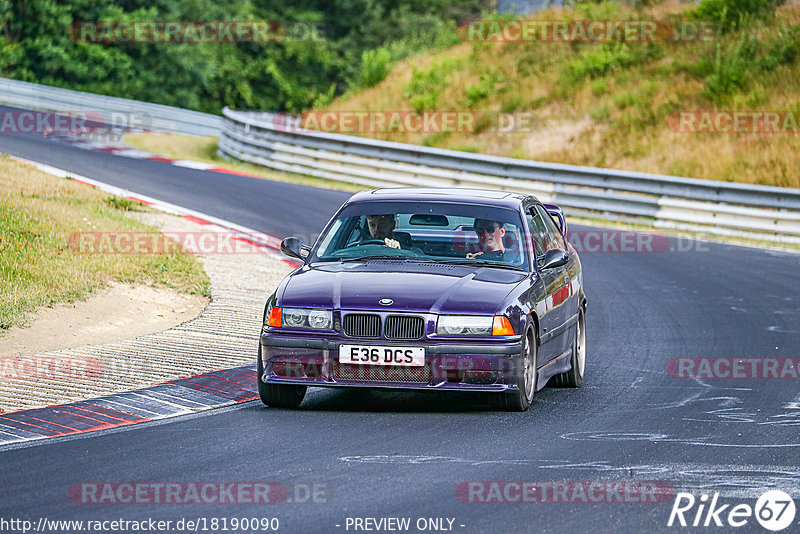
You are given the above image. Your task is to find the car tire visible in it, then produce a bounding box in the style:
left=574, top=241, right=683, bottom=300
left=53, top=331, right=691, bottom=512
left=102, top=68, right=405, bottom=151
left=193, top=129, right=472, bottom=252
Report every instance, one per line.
left=257, top=345, right=307, bottom=408
left=492, top=329, right=537, bottom=412
left=552, top=309, right=585, bottom=388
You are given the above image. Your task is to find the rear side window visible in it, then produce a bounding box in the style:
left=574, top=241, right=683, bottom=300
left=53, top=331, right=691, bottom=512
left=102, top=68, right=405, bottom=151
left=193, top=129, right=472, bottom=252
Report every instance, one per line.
left=526, top=208, right=548, bottom=260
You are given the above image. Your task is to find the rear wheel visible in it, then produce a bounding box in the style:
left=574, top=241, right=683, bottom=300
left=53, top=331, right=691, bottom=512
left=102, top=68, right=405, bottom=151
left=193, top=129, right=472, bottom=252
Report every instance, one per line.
left=492, top=330, right=536, bottom=412
left=257, top=346, right=306, bottom=408
left=552, top=310, right=585, bottom=388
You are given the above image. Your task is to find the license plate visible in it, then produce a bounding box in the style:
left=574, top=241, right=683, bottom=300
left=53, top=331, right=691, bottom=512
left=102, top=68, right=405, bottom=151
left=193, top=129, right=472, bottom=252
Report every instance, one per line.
left=339, top=345, right=425, bottom=367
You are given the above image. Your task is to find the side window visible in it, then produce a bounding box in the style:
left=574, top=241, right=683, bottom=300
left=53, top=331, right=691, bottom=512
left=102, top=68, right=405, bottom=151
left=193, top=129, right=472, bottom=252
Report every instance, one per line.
left=526, top=207, right=548, bottom=260
left=535, top=205, right=566, bottom=250
left=344, top=216, right=367, bottom=247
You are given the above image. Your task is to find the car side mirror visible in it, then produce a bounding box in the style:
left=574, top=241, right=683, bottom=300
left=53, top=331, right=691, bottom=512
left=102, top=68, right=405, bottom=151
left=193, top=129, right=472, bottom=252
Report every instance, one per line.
left=543, top=204, right=567, bottom=237
left=281, top=237, right=310, bottom=260
left=540, top=248, right=569, bottom=270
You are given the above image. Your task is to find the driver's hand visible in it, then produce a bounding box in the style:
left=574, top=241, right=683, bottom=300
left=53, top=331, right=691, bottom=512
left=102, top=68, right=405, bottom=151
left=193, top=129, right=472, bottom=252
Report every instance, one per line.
left=384, top=238, right=400, bottom=249
left=466, top=251, right=484, bottom=259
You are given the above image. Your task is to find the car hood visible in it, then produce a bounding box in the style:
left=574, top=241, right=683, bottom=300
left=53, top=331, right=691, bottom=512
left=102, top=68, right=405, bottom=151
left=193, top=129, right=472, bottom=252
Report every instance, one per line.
left=279, top=261, right=526, bottom=315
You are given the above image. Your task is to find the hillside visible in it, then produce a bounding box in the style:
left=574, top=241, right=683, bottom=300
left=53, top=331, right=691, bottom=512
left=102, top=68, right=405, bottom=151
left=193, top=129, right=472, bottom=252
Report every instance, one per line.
left=314, top=0, right=800, bottom=188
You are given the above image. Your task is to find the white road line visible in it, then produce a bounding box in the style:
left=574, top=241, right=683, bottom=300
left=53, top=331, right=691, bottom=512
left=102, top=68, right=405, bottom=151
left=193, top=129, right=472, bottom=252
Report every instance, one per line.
left=9, top=155, right=289, bottom=260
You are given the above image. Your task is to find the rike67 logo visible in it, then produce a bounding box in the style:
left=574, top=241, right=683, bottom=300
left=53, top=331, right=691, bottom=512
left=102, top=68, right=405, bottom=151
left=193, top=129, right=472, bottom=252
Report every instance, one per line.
left=668, top=490, right=796, bottom=531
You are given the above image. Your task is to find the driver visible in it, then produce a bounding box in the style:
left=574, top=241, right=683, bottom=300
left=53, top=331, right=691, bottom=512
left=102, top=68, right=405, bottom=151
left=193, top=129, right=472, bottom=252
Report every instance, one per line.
left=466, top=218, right=506, bottom=260
left=365, top=214, right=404, bottom=249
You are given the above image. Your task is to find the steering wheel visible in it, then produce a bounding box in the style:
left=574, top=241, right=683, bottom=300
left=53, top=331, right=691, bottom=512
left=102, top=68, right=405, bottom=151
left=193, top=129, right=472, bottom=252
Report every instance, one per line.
left=346, top=239, right=386, bottom=248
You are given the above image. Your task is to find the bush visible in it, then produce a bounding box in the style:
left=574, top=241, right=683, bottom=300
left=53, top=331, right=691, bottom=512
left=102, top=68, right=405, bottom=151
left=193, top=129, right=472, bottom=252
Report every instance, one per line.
left=613, top=91, right=636, bottom=109
left=501, top=94, right=524, bottom=113
left=404, top=68, right=444, bottom=112
left=695, top=0, right=786, bottom=32
left=404, top=59, right=461, bottom=112
left=359, top=47, right=392, bottom=88
left=696, top=28, right=799, bottom=103
left=569, top=42, right=634, bottom=79
left=757, top=26, right=800, bottom=71
left=702, top=42, right=751, bottom=103
left=464, top=73, right=503, bottom=108
left=590, top=78, right=608, bottom=96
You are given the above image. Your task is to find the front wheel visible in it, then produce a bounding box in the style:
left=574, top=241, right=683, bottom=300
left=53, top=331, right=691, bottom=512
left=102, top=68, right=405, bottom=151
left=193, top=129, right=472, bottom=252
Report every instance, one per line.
left=552, top=310, right=585, bottom=388
left=492, top=330, right=537, bottom=412
left=257, top=346, right=306, bottom=408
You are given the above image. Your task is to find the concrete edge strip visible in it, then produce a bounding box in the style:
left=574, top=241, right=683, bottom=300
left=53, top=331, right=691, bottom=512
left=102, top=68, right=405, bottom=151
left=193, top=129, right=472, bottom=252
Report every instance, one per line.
left=1, top=154, right=303, bottom=444
left=0, top=365, right=259, bottom=446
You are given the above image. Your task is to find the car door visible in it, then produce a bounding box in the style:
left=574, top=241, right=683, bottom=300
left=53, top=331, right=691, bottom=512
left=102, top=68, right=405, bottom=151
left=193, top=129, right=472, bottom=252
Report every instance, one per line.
left=523, top=204, right=562, bottom=365
left=535, top=204, right=573, bottom=358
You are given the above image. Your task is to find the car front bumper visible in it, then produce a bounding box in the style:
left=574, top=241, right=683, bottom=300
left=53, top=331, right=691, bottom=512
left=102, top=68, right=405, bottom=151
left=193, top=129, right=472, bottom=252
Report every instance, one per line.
left=260, top=333, right=524, bottom=392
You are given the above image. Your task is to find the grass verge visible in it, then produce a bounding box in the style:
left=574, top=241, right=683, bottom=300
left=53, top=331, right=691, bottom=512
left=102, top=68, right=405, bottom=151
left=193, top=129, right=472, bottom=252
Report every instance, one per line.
left=0, top=155, right=211, bottom=332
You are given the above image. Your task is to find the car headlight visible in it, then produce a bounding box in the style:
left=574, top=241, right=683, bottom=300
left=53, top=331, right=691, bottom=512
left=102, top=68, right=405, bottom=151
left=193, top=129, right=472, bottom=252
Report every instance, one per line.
left=436, top=315, right=516, bottom=336
left=265, top=307, right=332, bottom=330
left=307, top=309, right=332, bottom=329
left=437, top=315, right=493, bottom=336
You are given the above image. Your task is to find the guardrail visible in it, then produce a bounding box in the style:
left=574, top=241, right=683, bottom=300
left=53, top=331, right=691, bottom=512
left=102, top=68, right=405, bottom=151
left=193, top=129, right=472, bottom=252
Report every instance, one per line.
left=219, top=108, right=800, bottom=244
left=0, top=78, right=221, bottom=136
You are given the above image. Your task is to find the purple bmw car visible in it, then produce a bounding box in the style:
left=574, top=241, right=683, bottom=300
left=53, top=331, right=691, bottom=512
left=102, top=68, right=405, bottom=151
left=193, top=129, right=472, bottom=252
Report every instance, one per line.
left=259, top=188, right=586, bottom=411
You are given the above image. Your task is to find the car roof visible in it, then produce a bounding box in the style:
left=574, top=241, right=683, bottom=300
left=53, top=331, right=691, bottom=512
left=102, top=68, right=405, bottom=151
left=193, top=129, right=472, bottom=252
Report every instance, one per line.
left=346, top=188, right=532, bottom=209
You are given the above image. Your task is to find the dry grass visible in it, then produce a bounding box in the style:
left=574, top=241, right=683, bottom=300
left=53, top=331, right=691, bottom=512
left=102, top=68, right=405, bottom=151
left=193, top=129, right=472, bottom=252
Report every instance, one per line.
left=0, top=156, right=210, bottom=331
left=124, top=133, right=219, bottom=162
left=318, top=1, right=800, bottom=188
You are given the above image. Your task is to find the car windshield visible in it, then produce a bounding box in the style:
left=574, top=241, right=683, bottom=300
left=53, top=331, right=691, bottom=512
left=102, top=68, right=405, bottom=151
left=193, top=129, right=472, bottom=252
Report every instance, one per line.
left=311, top=201, right=528, bottom=269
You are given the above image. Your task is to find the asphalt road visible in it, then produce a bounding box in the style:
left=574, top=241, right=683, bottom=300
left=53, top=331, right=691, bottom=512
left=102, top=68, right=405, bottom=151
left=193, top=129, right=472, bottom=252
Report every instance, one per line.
left=1, top=119, right=800, bottom=533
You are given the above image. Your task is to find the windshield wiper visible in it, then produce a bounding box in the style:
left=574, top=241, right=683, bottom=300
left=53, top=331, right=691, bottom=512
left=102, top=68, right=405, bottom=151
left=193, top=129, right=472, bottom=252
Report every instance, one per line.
left=439, top=259, right=524, bottom=271
left=338, top=255, right=416, bottom=263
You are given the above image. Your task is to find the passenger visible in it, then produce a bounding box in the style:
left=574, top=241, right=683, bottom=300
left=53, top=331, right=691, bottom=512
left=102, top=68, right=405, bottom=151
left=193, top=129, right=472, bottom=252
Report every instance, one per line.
left=467, top=218, right=506, bottom=260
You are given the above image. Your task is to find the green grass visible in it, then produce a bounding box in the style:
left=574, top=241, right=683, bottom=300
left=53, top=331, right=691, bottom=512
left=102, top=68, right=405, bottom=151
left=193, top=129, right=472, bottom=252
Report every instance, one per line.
left=0, top=156, right=211, bottom=331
